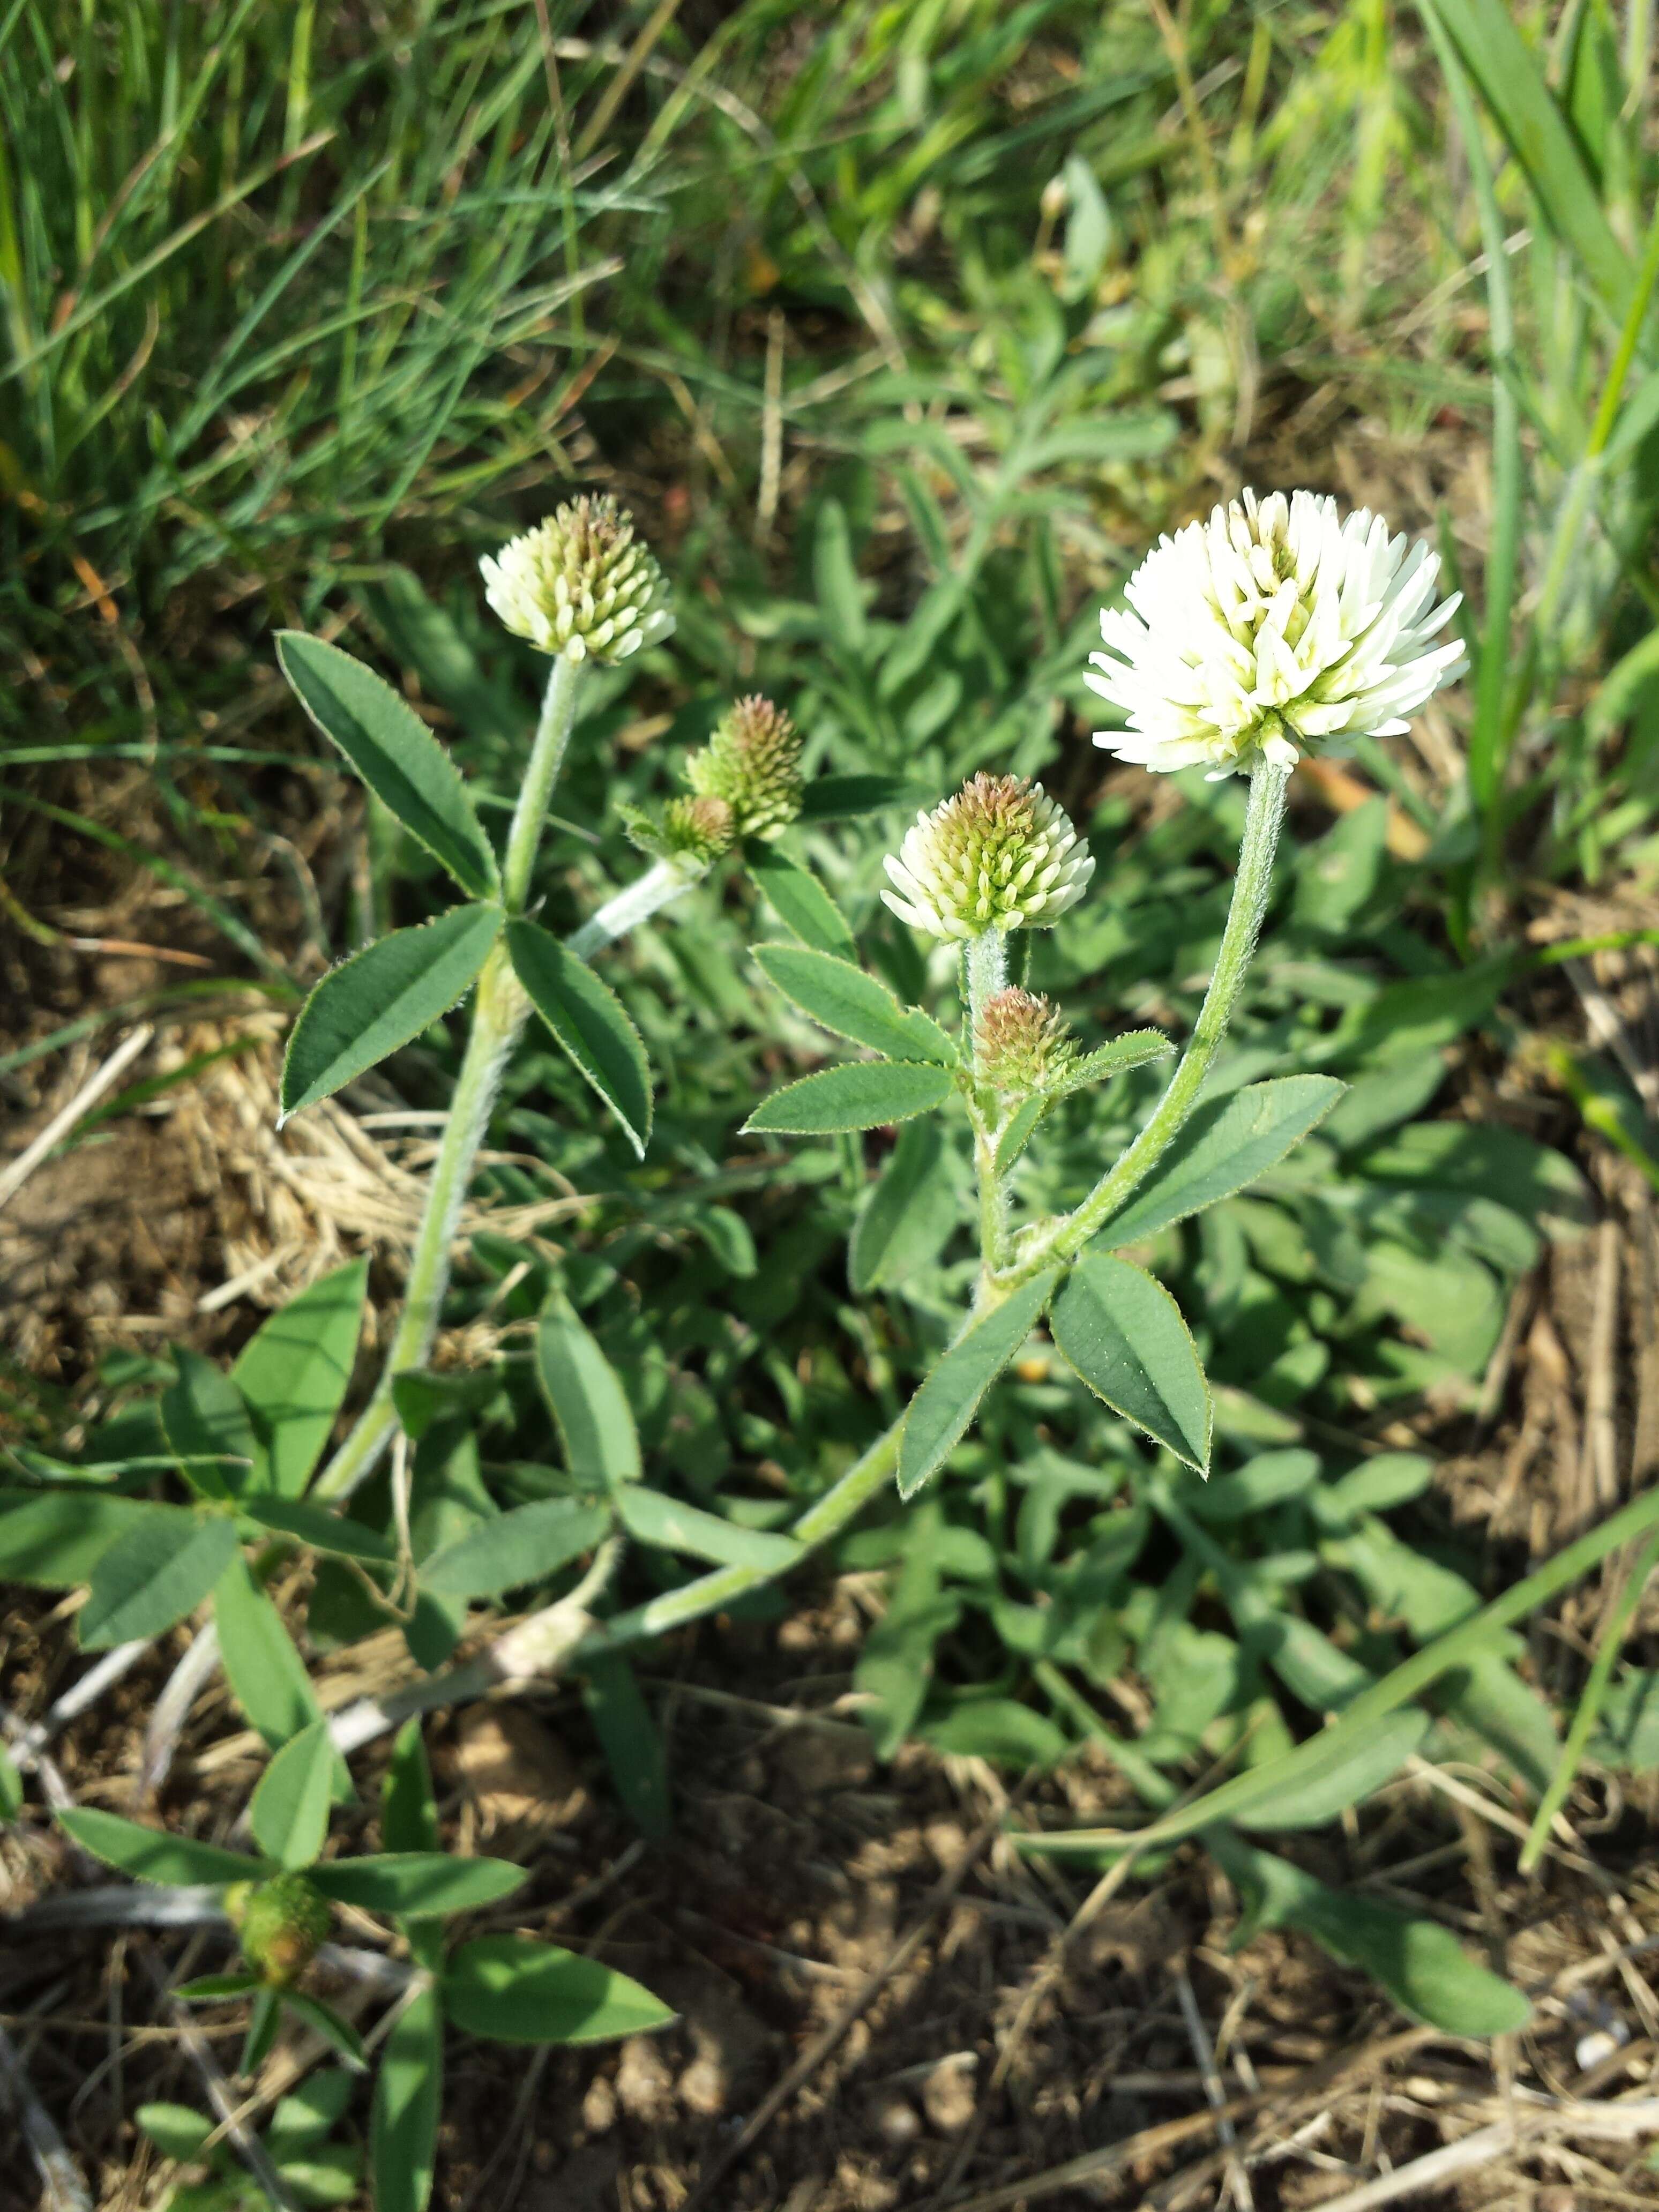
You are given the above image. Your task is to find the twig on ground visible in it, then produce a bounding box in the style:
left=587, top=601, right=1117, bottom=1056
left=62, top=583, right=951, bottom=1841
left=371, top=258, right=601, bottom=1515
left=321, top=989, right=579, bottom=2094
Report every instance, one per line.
left=1175, top=1960, right=1253, bottom=2212
left=137, top=1624, right=222, bottom=1804
left=139, top=1952, right=303, bottom=2212
left=11, top=1640, right=152, bottom=1764
left=0, top=1022, right=154, bottom=1214
left=1310, top=2096, right=1659, bottom=2212
left=4, top=1885, right=229, bottom=1935
left=0, top=2022, right=95, bottom=2212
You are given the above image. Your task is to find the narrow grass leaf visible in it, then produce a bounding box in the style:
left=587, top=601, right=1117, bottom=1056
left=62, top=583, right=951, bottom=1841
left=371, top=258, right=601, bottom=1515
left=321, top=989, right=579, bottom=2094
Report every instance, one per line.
left=276, top=633, right=499, bottom=898
left=281, top=1992, right=368, bottom=2072
left=0, top=1744, right=22, bottom=1821
left=536, top=1303, right=640, bottom=1489
left=898, top=1271, right=1060, bottom=1500
left=443, top=1935, right=675, bottom=2045
left=371, top=1981, right=442, bottom=2212
left=420, top=1498, right=610, bottom=1600
left=1050, top=1254, right=1212, bottom=1473
left=383, top=1720, right=440, bottom=1857
left=745, top=1060, right=953, bottom=1136
left=231, top=1259, right=368, bottom=1497
left=57, top=1807, right=264, bottom=1888
left=308, top=1853, right=527, bottom=1916
left=616, top=1489, right=802, bottom=1573
left=752, top=943, right=955, bottom=1064
left=80, top=1513, right=240, bottom=1649
left=506, top=919, right=652, bottom=1157
left=1098, top=1076, right=1346, bottom=1249
left=249, top=1718, right=337, bottom=1870
left=281, top=906, right=502, bottom=1120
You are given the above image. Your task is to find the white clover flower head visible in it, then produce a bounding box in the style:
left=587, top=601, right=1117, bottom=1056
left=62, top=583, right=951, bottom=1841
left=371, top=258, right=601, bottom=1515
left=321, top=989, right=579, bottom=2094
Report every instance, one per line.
left=1086, top=487, right=1467, bottom=780
left=882, top=773, right=1095, bottom=941
left=480, top=494, right=671, bottom=663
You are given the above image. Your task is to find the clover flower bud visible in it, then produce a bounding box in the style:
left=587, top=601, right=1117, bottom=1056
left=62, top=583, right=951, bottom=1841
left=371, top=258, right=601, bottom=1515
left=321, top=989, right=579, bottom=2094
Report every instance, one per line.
left=1087, top=487, right=1466, bottom=780
left=226, top=1873, right=332, bottom=1987
left=480, top=495, right=670, bottom=664
left=686, top=694, right=803, bottom=840
left=621, top=793, right=736, bottom=877
left=881, top=773, right=1094, bottom=942
left=975, top=988, right=1076, bottom=1094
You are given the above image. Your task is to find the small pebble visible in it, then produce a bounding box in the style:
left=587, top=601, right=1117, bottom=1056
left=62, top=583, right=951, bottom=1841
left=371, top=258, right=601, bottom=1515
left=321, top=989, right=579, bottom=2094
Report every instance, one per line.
left=921, top=2054, right=977, bottom=2135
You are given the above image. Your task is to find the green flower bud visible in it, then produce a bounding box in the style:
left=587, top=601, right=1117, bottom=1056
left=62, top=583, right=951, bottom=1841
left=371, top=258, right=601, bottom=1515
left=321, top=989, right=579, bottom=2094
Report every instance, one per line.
left=882, top=774, right=1094, bottom=941
left=226, top=1873, right=332, bottom=1988
left=480, top=495, right=670, bottom=664
left=620, top=793, right=736, bottom=875
left=975, top=988, right=1077, bottom=1094
left=685, top=695, right=803, bottom=840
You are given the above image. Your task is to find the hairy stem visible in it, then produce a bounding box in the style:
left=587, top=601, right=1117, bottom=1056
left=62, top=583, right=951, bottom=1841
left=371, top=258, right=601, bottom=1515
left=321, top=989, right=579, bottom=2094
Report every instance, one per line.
left=566, top=855, right=693, bottom=959
left=1013, top=760, right=1290, bottom=1279
left=312, top=657, right=585, bottom=1501
left=965, top=926, right=1010, bottom=1271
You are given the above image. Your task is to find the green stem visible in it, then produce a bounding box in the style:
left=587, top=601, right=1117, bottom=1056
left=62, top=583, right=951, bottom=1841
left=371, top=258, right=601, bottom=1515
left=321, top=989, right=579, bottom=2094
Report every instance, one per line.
left=312, top=658, right=585, bottom=1503
left=503, top=655, right=583, bottom=914
left=1014, top=760, right=1290, bottom=1279
left=577, top=1421, right=903, bottom=1659
left=965, top=926, right=1010, bottom=1272
left=1518, top=1523, right=1659, bottom=1874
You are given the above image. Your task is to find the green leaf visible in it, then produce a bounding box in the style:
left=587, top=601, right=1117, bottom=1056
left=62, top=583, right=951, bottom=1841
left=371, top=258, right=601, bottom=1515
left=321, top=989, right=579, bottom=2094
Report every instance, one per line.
left=1051, top=1030, right=1175, bottom=1098
left=420, top=1497, right=610, bottom=1600
left=80, top=1513, right=240, bottom=1650
left=235, top=1495, right=396, bottom=1563
left=308, top=1852, right=527, bottom=1917
left=616, top=1489, right=802, bottom=1573
left=384, top=1720, right=440, bottom=1857
left=506, top=918, right=652, bottom=1157
left=443, top=1934, right=675, bottom=2045
left=752, top=943, right=955, bottom=1065
left=1190, top=1451, right=1322, bottom=1522
left=1213, top=1830, right=1530, bottom=2035
left=1355, top=1122, right=1593, bottom=1239
left=1097, top=1077, right=1346, bottom=1249
left=581, top=1654, right=671, bottom=1842
left=281, top=1990, right=368, bottom=2072
left=992, top=1094, right=1047, bottom=1178
left=249, top=1719, right=337, bottom=1870
left=230, top=1260, right=368, bottom=1497
left=1235, top=1708, right=1429, bottom=1829
left=175, top=1974, right=263, bottom=2000
left=0, top=1743, right=23, bottom=1821
left=1591, top=1669, right=1659, bottom=1772
left=281, top=906, right=502, bottom=1120
left=371, top=1982, right=442, bottom=2212
left=743, top=843, right=856, bottom=959
left=536, top=1301, right=641, bottom=1489
left=745, top=1059, right=954, bottom=1136
left=897, top=1271, right=1060, bottom=1501
left=796, top=773, right=909, bottom=821
left=265, top=2067, right=356, bottom=2161
left=0, top=1490, right=156, bottom=1588
left=161, top=1348, right=257, bottom=1501
left=921, top=1698, right=1068, bottom=1769
left=136, top=2103, right=218, bottom=2161
left=1050, top=1254, right=1212, bottom=1474
left=215, top=1553, right=330, bottom=1755
left=276, top=633, right=499, bottom=899
left=243, top=1987, right=281, bottom=2075
left=57, top=1807, right=264, bottom=1887
left=850, top=1118, right=957, bottom=1292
